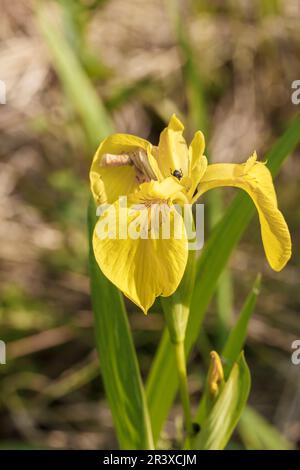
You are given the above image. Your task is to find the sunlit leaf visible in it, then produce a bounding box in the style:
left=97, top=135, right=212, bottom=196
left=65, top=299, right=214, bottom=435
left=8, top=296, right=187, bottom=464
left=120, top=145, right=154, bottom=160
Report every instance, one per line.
left=37, top=4, right=112, bottom=148
left=222, top=274, right=261, bottom=377
left=239, top=406, right=294, bottom=450
left=193, top=353, right=250, bottom=450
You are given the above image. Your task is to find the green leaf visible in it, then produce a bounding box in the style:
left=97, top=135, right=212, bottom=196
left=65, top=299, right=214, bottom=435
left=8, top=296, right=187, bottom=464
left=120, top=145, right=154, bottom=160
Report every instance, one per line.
left=193, top=353, right=251, bottom=450
left=147, top=114, right=300, bottom=443
left=37, top=4, right=112, bottom=148
left=209, top=192, right=234, bottom=348
left=88, top=199, right=154, bottom=449
left=239, top=406, right=294, bottom=450
left=222, top=274, right=261, bottom=377
left=195, top=274, right=261, bottom=425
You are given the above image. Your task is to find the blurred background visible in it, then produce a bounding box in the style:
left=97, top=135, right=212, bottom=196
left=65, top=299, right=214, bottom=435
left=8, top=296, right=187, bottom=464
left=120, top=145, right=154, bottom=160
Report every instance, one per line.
left=0, top=0, right=300, bottom=450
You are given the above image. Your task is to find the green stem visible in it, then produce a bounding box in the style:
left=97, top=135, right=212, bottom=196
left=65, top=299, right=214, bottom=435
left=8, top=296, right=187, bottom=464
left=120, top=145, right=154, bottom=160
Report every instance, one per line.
left=161, top=211, right=196, bottom=446
left=174, top=341, right=193, bottom=446
left=145, top=419, right=155, bottom=450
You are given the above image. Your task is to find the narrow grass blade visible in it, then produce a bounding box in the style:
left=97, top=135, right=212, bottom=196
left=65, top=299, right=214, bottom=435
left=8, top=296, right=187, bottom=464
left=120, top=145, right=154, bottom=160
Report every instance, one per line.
left=193, top=353, right=251, bottom=450
left=195, top=274, right=261, bottom=425
left=37, top=4, right=112, bottom=147
left=42, top=356, right=99, bottom=401
left=239, top=406, right=294, bottom=450
left=209, top=192, right=234, bottom=348
left=147, top=114, right=300, bottom=443
left=222, top=274, right=261, bottom=377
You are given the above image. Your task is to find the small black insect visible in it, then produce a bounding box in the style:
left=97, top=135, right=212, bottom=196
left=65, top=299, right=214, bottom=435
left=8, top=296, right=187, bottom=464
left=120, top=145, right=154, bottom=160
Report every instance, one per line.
left=170, top=168, right=183, bottom=180
left=192, top=422, right=201, bottom=435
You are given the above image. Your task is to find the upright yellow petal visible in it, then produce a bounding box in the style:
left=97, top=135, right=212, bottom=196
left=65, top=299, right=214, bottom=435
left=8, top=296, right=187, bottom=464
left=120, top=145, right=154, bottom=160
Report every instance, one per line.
left=188, top=130, right=207, bottom=198
left=90, top=133, right=160, bottom=204
left=189, top=130, right=206, bottom=172
left=157, top=114, right=189, bottom=179
left=93, top=190, right=188, bottom=313
left=198, top=153, right=291, bottom=271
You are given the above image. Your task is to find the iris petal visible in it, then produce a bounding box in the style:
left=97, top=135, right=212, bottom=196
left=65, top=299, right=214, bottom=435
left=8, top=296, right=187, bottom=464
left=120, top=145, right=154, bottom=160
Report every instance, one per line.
left=93, top=181, right=188, bottom=313
left=189, top=130, right=207, bottom=198
left=90, top=133, right=159, bottom=204
left=197, top=153, right=291, bottom=271
left=157, top=114, right=189, bottom=179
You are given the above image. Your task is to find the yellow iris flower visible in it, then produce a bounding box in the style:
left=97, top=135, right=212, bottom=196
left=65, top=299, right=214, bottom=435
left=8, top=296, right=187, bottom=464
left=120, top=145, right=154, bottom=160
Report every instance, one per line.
left=90, top=115, right=291, bottom=314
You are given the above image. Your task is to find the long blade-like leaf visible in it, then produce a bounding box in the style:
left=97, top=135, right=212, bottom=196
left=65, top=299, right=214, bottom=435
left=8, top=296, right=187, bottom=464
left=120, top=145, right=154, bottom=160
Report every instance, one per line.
left=37, top=5, right=112, bottom=148
left=193, top=353, right=251, bottom=450
left=239, top=406, right=294, bottom=450
left=195, top=275, right=261, bottom=425
left=147, top=114, right=300, bottom=443
left=222, top=274, right=261, bottom=377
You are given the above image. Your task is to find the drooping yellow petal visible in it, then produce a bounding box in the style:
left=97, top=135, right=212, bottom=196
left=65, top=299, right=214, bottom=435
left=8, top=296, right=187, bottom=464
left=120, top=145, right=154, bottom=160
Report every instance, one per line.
left=156, top=114, right=189, bottom=179
left=198, top=153, right=291, bottom=271
left=93, top=184, right=188, bottom=313
left=90, top=133, right=160, bottom=204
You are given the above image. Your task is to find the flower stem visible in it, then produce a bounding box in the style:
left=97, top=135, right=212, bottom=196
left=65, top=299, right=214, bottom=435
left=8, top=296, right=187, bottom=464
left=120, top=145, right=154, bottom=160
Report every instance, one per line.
left=162, top=242, right=196, bottom=446
left=174, top=340, right=193, bottom=445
